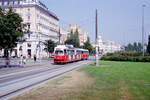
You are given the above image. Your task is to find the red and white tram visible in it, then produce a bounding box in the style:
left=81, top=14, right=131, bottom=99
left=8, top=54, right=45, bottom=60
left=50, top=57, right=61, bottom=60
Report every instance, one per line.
left=54, top=45, right=89, bottom=64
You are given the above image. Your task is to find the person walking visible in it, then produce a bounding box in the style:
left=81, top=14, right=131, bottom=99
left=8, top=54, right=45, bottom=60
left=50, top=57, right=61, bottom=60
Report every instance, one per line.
left=23, top=56, right=26, bottom=65
left=19, top=55, right=23, bottom=67
left=34, top=55, right=36, bottom=63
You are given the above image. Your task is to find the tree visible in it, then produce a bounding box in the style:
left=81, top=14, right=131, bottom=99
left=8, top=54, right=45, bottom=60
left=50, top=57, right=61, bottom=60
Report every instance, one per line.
left=44, top=39, right=56, bottom=57
left=0, top=8, right=26, bottom=67
left=83, top=37, right=94, bottom=54
left=125, top=42, right=143, bottom=52
left=147, top=35, right=150, bottom=54
left=137, top=42, right=142, bottom=52
left=133, top=42, right=137, bottom=51
left=125, top=43, right=133, bottom=52
left=65, top=29, right=80, bottom=48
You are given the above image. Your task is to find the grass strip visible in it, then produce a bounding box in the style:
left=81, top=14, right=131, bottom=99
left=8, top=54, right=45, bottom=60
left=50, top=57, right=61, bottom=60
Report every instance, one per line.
left=65, top=61, right=150, bottom=100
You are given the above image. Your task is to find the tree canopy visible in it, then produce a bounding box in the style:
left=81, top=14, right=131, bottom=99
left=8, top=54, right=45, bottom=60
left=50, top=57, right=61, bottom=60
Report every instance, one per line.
left=65, top=29, right=80, bottom=48
left=147, top=35, right=150, bottom=54
left=44, top=39, right=56, bottom=54
left=125, top=42, right=142, bottom=52
left=83, top=37, right=95, bottom=54
left=0, top=7, right=26, bottom=56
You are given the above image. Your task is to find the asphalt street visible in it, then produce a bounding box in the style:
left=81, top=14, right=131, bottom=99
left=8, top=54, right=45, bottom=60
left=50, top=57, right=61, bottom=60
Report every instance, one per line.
left=0, top=57, right=94, bottom=100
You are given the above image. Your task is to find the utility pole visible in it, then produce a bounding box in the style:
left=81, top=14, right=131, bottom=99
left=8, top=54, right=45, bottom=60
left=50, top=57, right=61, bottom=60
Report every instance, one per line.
left=59, top=27, right=61, bottom=45
left=142, top=4, right=146, bottom=57
left=95, top=9, right=99, bottom=66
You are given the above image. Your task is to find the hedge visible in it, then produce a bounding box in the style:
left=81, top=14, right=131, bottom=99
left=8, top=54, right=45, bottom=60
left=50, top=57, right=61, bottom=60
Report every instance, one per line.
left=101, top=55, right=150, bottom=62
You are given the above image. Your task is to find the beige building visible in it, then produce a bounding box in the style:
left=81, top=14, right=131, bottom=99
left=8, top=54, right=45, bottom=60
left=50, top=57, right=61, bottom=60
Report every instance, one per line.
left=60, top=28, right=68, bottom=44
left=83, top=32, right=88, bottom=43
left=69, top=24, right=77, bottom=33
left=69, top=24, right=88, bottom=46
left=0, top=0, right=59, bottom=58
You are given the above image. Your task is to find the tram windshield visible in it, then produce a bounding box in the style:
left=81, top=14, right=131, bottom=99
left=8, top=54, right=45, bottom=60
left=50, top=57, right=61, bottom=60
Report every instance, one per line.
left=55, top=50, right=64, bottom=55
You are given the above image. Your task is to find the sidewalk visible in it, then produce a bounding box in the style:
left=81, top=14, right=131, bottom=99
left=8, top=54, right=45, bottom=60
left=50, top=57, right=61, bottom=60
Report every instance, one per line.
left=0, top=58, right=53, bottom=76
left=0, top=58, right=53, bottom=69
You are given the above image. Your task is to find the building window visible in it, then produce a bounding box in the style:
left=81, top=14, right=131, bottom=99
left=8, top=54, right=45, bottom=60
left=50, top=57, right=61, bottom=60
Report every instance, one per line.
left=7, top=1, right=9, bottom=5
left=4, top=1, right=7, bottom=6
left=9, top=1, right=13, bottom=5
left=28, top=24, right=31, bottom=30
left=37, top=14, right=39, bottom=18
left=19, top=46, right=23, bottom=51
left=27, top=43, right=31, bottom=47
left=0, top=2, right=2, bottom=6
left=28, top=8, right=30, bottom=11
left=14, top=1, right=18, bottom=5
left=27, top=8, right=30, bottom=21
left=28, top=8, right=30, bottom=15
left=20, top=0, right=23, bottom=4
left=36, top=25, right=39, bottom=30
left=28, top=15, right=30, bottom=21
left=18, top=1, right=20, bottom=4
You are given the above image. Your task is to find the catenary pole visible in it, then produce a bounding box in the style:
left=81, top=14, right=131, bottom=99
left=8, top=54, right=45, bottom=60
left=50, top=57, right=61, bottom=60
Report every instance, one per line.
left=59, top=27, right=61, bottom=45
left=95, top=9, right=99, bottom=66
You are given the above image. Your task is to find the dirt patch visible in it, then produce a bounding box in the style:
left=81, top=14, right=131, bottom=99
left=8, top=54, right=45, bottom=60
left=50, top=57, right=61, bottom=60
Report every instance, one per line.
left=119, top=81, right=135, bottom=100
left=11, top=70, right=94, bottom=100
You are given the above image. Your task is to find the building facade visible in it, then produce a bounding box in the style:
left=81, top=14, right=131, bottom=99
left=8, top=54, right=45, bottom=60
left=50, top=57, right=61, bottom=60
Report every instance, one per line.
left=92, top=35, right=122, bottom=54
left=60, top=28, right=68, bottom=44
left=69, top=24, right=88, bottom=46
left=0, top=0, right=59, bottom=58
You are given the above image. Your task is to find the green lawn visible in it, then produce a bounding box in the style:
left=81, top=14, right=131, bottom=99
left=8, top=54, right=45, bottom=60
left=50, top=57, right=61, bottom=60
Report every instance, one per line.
left=66, top=61, right=150, bottom=100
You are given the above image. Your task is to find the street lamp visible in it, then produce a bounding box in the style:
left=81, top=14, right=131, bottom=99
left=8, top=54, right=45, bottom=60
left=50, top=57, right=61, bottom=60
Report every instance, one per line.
left=142, top=4, right=146, bottom=57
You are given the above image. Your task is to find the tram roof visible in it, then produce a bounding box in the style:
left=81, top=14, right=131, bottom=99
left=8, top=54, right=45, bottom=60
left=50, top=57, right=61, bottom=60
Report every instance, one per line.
left=74, top=48, right=89, bottom=52
left=55, top=45, right=88, bottom=52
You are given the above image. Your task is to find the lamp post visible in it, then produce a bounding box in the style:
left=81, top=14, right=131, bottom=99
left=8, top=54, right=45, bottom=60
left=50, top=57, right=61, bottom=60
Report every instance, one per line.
left=142, top=4, right=146, bottom=57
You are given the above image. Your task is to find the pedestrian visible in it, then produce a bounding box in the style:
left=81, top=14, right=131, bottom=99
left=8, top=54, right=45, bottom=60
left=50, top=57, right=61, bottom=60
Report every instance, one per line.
left=34, top=55, right=36, bottom=63
left=19, top=55, right=24, bottom=66
left=23, top=56, right=26, bottom=65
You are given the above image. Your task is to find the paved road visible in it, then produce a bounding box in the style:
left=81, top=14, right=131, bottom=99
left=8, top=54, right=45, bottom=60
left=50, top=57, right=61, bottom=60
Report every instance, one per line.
left=0, top=58, right=53, bottom=76
left=0, top=57, right=94, bottom=100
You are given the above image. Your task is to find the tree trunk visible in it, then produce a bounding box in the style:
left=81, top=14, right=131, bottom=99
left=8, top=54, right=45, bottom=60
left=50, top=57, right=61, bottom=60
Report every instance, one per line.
left=4, top=49, right=10, bottom=67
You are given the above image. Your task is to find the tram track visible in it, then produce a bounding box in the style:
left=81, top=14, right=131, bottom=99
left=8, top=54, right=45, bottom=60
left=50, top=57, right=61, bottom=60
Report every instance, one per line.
left=0, top=60, right=92, bottom=100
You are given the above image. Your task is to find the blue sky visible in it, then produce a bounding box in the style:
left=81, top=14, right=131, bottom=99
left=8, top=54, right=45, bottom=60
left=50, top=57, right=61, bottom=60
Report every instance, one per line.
left=41, top=0, right=150, bottom=45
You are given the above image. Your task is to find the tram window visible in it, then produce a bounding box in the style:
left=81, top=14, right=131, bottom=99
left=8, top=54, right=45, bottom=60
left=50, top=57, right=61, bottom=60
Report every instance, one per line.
left=64, top=49, right=67, bottom=54
left=55, top=50, right=63, bottom=55
left=71, top=50, right=74, bottom=55
left=77, top=50, right=81, bottom=55
left=77, top=50, right=79, bottom=55
left=67, top=50, right=71, bottom=55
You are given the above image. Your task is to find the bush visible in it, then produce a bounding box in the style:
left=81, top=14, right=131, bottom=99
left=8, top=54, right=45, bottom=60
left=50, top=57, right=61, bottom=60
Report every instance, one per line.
left=142, top=56, right=150, bottom=62
left=101, top=54, right=150, bottom=62
left=106, top=52, right=150, bottom=57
